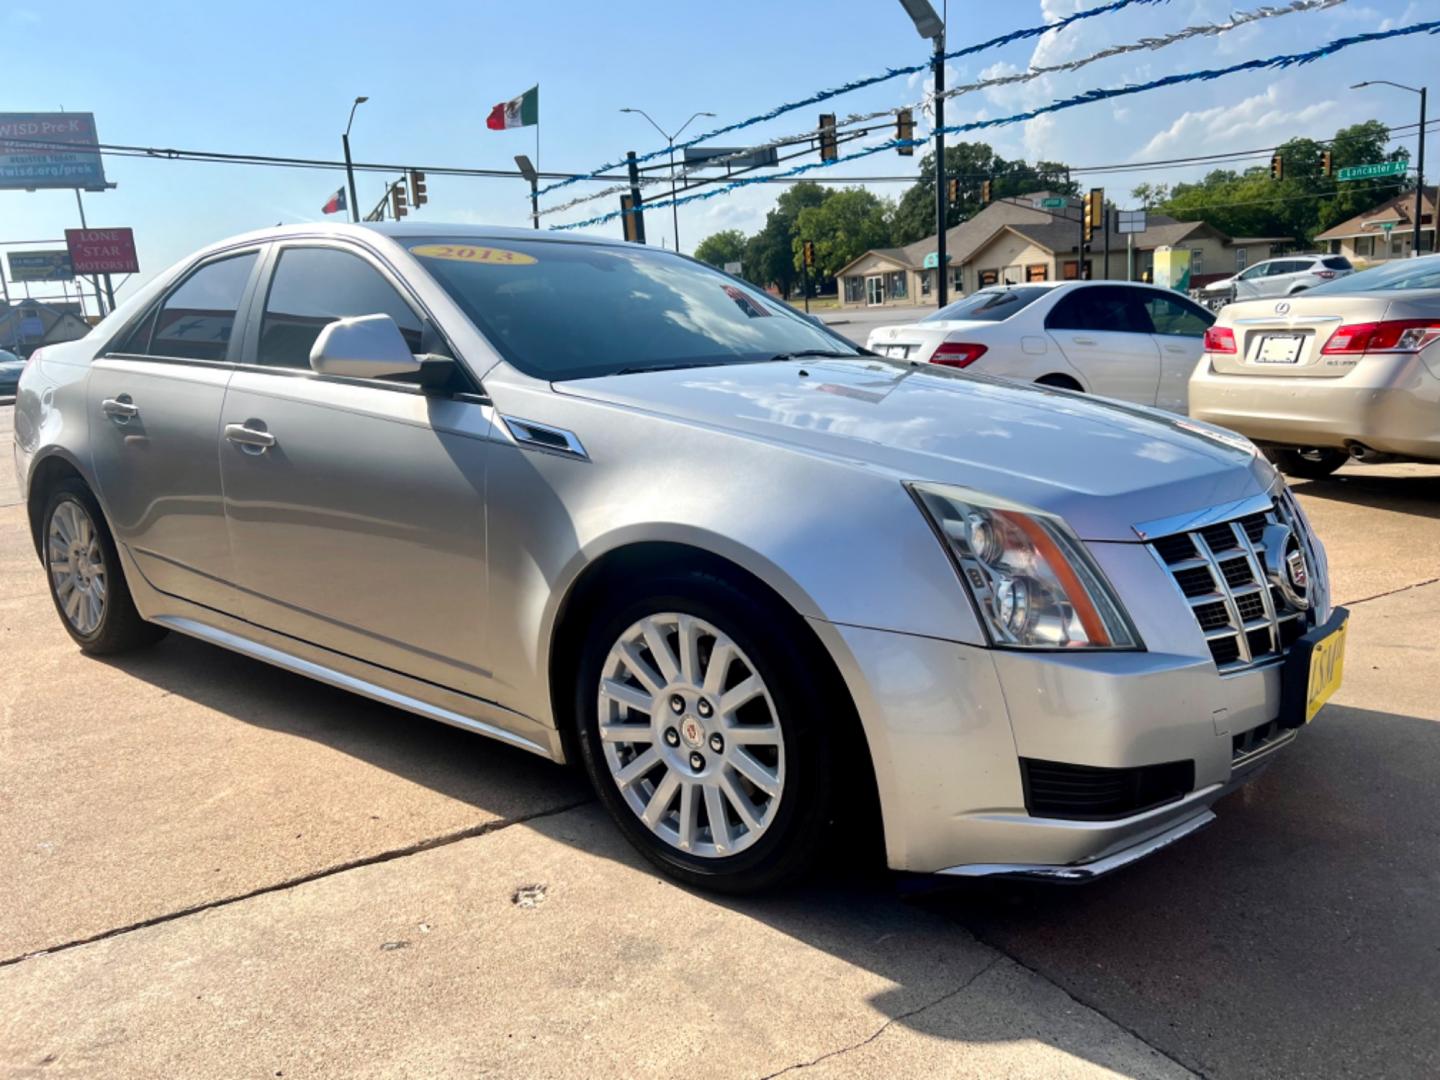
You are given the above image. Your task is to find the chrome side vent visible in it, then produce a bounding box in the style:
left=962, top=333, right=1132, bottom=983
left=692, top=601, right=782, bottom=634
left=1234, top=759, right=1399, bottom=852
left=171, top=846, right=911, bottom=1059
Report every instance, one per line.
left=500, top=415, right=588, bottom=460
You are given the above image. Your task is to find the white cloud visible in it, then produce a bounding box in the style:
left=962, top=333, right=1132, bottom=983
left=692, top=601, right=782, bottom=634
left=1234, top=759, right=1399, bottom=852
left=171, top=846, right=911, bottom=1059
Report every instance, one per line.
left=1135, top=85, right=1340, bottom=159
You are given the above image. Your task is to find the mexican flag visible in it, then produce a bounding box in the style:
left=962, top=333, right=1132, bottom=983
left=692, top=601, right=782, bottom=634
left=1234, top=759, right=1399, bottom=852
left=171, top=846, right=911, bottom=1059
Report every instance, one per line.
left=486, top=86, right=539, bottom=130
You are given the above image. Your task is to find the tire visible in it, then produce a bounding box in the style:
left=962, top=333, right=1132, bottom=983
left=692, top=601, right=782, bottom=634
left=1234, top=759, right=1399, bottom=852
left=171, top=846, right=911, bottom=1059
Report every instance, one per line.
left=1266, top=447, right=1347, bottom=480
left=1036, top=374, right=1083, bottom=392
left=41, top=479, right=167, bottom=654
left=574, top=568, right=838, bottom=893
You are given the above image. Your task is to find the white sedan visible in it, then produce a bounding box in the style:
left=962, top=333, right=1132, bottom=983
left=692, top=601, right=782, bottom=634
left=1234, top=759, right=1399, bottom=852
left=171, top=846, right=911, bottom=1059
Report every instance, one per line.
left=865, top=281, right=1215, bottom=413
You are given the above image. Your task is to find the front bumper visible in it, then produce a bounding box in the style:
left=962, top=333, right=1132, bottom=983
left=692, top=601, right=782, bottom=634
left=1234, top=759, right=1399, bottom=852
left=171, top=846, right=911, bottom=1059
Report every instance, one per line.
left=809, top=613, right=1302, bottom=878
left=1188, top=353, right=1440, bottom=461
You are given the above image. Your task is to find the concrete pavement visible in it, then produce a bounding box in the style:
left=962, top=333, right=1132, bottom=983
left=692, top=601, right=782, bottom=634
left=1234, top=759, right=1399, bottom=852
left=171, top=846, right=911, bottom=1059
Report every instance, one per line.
left=2, top=397, right=1437, bottom=1076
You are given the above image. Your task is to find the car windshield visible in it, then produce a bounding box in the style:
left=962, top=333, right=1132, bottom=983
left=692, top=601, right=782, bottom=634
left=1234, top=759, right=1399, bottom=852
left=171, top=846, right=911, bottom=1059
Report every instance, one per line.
left=407, top=237, right=857, bottom=380
left=1307, top=254, right=1440, bottom=294
left=919, top=287, right=1050, bottom=323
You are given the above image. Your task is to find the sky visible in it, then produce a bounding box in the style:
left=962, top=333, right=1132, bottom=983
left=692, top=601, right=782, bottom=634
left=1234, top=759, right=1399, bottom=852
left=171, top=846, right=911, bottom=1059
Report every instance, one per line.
left=1, top=0, right=1432, bottom=309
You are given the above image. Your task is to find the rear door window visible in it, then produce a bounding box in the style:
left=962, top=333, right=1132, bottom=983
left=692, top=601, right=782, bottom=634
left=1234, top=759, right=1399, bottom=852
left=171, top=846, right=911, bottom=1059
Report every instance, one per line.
left=258, top=247, right=425, bottom=370
left=1144, top=292, right=1214, bottom=337
left=147, top=253, right=259, bottom=362
left=1047, top=287, right=1152, bottom=333
left=1322, top=256, right=1353, bottom=271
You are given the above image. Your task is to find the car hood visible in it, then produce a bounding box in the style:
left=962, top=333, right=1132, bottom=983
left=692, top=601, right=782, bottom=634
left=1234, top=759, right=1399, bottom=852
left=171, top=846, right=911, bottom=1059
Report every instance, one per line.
left=559, top=358, right=1274, bottom=541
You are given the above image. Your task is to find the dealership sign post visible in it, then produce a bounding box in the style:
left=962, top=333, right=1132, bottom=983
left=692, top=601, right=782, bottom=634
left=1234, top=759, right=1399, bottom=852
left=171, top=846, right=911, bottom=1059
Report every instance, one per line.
left=0, top=113, right=107, bottom=190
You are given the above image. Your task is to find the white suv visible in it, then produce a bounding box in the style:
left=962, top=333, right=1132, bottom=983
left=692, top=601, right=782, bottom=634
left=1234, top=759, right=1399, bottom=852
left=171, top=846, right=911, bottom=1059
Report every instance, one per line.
left=1203, top=255, right=1354, bottom=304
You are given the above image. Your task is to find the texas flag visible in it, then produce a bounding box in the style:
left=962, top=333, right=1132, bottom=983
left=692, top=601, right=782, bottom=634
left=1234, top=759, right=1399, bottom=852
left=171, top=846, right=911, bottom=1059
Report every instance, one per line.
left=321, top=187, right=347, bottom=215
left=486, top=85, right=539, bottom=130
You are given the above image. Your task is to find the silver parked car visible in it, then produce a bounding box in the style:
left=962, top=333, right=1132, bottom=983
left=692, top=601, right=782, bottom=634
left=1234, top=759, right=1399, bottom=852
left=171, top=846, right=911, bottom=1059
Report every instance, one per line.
left=1190, top=254, right=1440, bottom=477
left=14, top=223, right=1348, bottom=892
left=1202, top=254, right=1354, bottom=304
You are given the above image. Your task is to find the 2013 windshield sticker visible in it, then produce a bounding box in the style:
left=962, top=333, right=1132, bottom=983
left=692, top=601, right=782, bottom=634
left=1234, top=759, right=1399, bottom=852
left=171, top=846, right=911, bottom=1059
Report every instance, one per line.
left=409, top=244, right=537, bottom=265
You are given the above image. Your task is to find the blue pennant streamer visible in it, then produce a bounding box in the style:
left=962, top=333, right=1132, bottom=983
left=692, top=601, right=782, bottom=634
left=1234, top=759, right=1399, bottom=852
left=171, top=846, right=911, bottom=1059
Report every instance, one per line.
left=553, top=18, right=1440, bottom=232
left=536, top=0, right=1169, bottom=198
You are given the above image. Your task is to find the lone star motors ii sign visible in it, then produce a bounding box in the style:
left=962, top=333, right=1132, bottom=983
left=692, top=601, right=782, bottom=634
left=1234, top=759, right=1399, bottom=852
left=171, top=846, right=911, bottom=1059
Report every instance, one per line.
left=65, top=228, right=139, bottom=275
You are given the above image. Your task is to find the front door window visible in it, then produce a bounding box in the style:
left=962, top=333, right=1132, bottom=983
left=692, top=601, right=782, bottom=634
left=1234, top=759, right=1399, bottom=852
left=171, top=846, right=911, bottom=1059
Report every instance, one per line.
left=866, top=276, right=884, bottom=305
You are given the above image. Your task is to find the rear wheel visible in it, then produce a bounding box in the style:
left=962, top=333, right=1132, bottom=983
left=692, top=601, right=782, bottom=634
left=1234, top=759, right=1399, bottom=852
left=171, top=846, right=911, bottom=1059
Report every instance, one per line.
left=1266, top=447, right=1347, bottom=479
left=574, top=569, right=837, bottom=893
left=1035, top=373, right=1082, bottom=392
left=42, top=479, right=166, bottom=654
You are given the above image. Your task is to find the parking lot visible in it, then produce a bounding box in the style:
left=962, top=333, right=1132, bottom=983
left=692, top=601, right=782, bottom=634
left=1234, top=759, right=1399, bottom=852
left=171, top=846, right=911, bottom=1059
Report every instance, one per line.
left=2, top=398, right=1437, bottom=1078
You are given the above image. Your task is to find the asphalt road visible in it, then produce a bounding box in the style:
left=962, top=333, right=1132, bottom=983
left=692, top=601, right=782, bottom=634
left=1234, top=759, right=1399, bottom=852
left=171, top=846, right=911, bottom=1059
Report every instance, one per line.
left=2, top=399, right=1437, bottom=1077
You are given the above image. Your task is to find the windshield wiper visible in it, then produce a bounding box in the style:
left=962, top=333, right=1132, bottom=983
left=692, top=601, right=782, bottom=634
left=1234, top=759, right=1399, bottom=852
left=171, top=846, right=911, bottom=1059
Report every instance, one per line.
left=764, top=349, right=859, bottom=362
left=615, top=360, right=733, bottom=375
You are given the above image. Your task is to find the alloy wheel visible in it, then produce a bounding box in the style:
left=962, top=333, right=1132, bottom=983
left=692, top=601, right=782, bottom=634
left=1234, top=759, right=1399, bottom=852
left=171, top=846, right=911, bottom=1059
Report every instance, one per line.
left=597, top=613, right=784, bottom=858
left=48, top=498, right=107, bottom=636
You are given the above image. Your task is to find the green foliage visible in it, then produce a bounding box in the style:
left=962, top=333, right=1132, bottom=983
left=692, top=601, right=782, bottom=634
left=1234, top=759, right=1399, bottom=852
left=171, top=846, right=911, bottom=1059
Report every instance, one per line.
left=891, top=143, right=1078, bottom=245
left=792, top=187, right=894, bottom=280
left=1157, top=119, right=1409, bottom=244
left=693, top=229, right=747, bottom=269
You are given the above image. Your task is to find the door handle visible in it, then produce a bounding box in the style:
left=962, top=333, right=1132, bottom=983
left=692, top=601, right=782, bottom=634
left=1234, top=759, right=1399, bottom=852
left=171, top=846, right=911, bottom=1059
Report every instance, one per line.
left=1071, top=336, right=1098, bottom=346
left=224, top=422, right=276, bottom=454
left=101, top=397, right=138, bottom=422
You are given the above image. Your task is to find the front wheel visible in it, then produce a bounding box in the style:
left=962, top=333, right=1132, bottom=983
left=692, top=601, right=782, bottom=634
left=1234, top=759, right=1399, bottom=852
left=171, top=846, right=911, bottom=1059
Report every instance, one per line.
left=1266, top=447, right=1347, bottom=479
left=574, top=569, right=837, bottom=893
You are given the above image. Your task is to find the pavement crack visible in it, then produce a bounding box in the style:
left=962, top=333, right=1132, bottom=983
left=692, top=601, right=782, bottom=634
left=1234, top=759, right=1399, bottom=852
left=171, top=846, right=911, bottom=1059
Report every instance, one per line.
left=0, top=796, right=595, bottom=970
left=1339, top=576, right=1439, bottom=608
left=754, top=955, right=1003, bottom=1079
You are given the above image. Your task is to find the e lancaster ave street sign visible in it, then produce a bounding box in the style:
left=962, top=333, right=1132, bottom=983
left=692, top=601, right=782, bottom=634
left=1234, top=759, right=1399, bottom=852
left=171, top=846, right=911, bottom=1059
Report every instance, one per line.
left=65, top=228, right=139, bottom=274
left=0, top=113, right=107, bottom=191
left=7, top=250, right=75, bottom=282
left=1035, top=197, right=1067, bottom=208
left=1336, top=161, right=1408, bottom=182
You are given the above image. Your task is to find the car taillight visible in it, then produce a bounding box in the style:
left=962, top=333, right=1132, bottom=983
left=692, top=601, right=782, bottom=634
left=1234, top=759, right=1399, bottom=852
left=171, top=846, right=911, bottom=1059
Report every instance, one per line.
left=930, top=341, right=987, bottom=368
left=1322, top=320, right=1440, bottom=355
left=1202, top=326, right=1237, bottom=354
left=1314, top=270, right=1336, bottom=279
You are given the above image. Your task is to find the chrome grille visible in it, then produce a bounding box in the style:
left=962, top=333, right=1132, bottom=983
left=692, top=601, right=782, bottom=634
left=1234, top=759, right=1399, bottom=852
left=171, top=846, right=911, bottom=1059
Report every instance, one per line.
left=1149, top=496, right=1316, bottom=673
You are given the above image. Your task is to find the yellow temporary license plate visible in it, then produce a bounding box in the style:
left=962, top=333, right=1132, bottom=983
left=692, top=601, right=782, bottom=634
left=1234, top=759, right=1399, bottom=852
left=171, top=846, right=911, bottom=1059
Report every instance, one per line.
left=1303, top=617, right=1347, bottom=723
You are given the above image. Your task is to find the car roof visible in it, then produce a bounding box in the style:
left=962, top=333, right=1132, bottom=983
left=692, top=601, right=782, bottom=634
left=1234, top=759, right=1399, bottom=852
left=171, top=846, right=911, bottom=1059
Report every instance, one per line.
left=190, top=220, right=631, bottom=260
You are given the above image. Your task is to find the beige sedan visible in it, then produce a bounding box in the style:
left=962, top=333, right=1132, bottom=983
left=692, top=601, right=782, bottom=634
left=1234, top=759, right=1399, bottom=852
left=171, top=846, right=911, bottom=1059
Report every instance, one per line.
left=1189, top=255, right=1440, bottom=478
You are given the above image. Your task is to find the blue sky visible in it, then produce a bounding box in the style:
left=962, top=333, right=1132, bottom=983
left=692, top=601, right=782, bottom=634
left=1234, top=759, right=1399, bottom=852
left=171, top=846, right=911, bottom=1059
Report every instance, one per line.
left=1, top=0, right=1431, bottom=306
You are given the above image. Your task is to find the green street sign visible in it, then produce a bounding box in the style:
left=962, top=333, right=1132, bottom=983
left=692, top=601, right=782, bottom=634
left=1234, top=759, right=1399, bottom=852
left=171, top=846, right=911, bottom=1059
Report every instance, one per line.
left=1336, top=161, right=1407, bottom=182
left=1038, top=197, right=1067, bottom=208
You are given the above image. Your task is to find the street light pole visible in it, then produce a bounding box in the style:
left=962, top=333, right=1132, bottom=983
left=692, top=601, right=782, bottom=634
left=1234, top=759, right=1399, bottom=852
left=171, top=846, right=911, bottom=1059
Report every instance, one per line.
left=620, top=108, right=716, bottom=251
left=342, top=96, right=368, bottom=225
left=898, top=0, right=948, bottom=305
left=1352, top=81, right=1429, bottom=256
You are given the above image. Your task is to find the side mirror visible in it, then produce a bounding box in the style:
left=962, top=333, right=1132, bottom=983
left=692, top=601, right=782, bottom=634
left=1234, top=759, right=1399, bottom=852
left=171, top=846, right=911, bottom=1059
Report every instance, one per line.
left=310, top=313, right=423, bottom=379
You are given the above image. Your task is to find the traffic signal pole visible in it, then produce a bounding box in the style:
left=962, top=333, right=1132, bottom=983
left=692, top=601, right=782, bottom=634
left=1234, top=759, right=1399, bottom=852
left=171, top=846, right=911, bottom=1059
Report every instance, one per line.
left=1416, top=86, right=1427, bottom=256
left=933, top=29, right=947, bottom=307
left=342, top=133, right=360, bottom=225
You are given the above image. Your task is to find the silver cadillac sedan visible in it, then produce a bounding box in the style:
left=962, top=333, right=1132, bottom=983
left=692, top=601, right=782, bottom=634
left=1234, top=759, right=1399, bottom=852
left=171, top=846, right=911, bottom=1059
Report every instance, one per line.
left=13, top=223, right=1348, bottom=893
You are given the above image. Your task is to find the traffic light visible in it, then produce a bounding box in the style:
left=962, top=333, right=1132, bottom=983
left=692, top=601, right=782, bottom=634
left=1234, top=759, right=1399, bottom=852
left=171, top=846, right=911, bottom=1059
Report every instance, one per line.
left=620, top=194, right=642, bottom=243
left=802, top=240, right=815, bottom=269
left=980, top=179, right=992, bottom=205
left=1270, top=153, right=1284, bottom=181
left=896, top=109, right=914, bottom=156
left=947, top=177, right=959, bottom=205
left=409, top=169, right=428, bottom=206
left=1320, top=150, right=1333, bottom=178
left=818, top=114, right=837, bottom=162
left=390, top=178, right=408, bottom=220
left=1084, top=187, right=1104, bottom=243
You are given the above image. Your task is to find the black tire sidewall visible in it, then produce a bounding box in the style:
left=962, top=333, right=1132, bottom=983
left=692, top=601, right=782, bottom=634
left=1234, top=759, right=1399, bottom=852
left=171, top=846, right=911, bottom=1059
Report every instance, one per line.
left=42, top=479, right=149, bottom=652
left=1268, top=448, right=1346, bottom=479
left=574, top=571, right=834, bottom=893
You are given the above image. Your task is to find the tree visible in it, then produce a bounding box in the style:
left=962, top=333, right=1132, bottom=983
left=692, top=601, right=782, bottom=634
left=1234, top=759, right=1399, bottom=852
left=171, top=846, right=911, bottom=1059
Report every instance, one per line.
left=792, top=187, right=893, bottom=280
left=1130, top=182, right=1170, bottom=208
left=743, top=181, right=832, bottom=297
left=693, top=229, right=747, bottom=269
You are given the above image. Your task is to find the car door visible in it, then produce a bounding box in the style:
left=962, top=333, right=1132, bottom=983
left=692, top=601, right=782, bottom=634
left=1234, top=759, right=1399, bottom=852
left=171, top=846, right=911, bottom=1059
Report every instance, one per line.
left=218, top=241, right=497, bottom=699
left=1231, top=262, right=1272, bottom=300
left=1044, top=285, right=1161, bottom=404
left=88, top=248, right=263, bottom=610
left=1141, top=290, right=1214, bottom=413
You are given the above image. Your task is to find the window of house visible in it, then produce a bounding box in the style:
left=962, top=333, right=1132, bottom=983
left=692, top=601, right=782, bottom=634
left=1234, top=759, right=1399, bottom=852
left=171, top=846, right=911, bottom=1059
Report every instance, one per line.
left=145, top=252, right=259, bottom=362
left=1190, top=248, right=1204, bottom=273
left=1355, top=235, right=1374, bottom=257
left=1236, top=248, right=1248, bottom=271
left=1026, top=264, right=1048, bottom=282
left=1061, top=260, right=1093, bottom=280
left=978, top=269, right=999, bottom=286
left=844, top=276, right=865, bottom=303
left=259, top=247, right=424, bottom=370
left=887, top=271, right=908, bottom=300
left=920, top=271, right=932, bottom=296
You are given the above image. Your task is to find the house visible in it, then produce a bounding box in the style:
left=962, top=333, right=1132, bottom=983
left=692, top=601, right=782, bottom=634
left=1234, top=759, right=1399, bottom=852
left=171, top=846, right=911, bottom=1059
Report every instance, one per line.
left=834, top=195, right=1283, bottom=307
left=0, top=300, right=91, bottom=355
left=1314, top=187, right=1436, bottom=264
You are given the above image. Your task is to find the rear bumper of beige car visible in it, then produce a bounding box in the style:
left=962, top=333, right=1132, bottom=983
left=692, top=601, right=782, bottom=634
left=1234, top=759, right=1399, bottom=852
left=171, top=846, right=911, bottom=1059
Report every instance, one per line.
left=809, top=617, right=1303, bottom=879
left=1188, top=354, right=1440, bottom=462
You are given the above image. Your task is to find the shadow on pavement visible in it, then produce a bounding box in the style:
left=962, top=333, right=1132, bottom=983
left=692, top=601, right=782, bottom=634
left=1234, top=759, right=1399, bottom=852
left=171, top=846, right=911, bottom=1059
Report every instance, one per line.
left=101, top=629, right=1438, bottom=1078
left=1291, top=469, right=1440, bottom=519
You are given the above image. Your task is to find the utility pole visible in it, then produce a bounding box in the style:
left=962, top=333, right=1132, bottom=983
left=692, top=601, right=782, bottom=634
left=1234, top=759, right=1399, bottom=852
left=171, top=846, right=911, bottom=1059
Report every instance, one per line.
left=898, top=1, right=947, bottom=304
left=1103, top=199, right=1111, bottom=280
left=1351, top=81, right=1429, bottom=256
left=514, top=155, right=540, bottom=229
left=619, top=108, right=715, bottom=252
left=626, top=151, right=647, bottom=244
left=72, top=189, right=104, bottom=318
left=342, top=96, right=368, bottom=225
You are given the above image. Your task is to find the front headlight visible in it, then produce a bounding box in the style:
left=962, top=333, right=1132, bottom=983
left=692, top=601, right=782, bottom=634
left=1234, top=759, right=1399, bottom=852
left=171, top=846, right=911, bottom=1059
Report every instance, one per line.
left=908, top=482, right=1139, bottom=650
